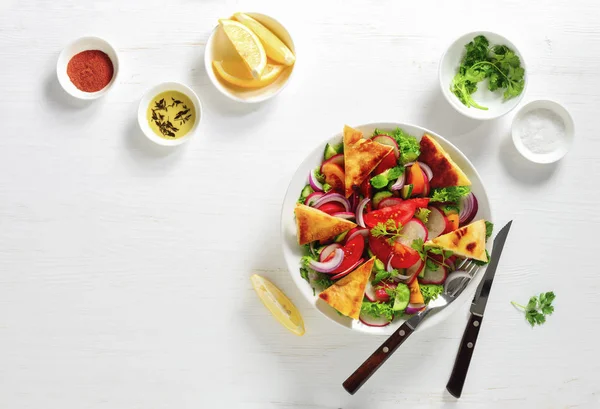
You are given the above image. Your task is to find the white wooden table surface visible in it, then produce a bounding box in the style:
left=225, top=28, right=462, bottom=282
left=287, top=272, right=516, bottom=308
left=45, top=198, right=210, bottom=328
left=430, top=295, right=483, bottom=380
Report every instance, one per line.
left=1, top=1, right=599, bottom=408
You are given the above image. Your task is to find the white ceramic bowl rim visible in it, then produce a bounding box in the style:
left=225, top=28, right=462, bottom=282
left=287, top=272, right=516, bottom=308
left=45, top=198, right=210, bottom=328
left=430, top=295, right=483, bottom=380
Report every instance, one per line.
left=280, top=122, right=493, bottom=335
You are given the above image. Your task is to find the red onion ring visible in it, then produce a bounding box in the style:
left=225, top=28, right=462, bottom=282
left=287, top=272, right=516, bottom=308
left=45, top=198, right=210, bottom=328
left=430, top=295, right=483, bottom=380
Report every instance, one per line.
left=346, top=227, right=369, bottom=242
left=405, top=303, right=426, bottom=314
left=314, top=193, right=351, bottom=212
left=404, top=161, right=433, bottom=181
left=459, top=192, right=478, bottom=225
left=319, top=243, right=342, bottom=262
left=332, top=212, right=355, bottom=220
left=331, top=258, right=364, bottom=280
left=390, top=172, right=406, bottom=191
left=386, top=255, right=412, bottom=280
left=308, top=169, right=324, bottom=192
left=309, top=248, right=344, bottom=273
left=355, top=197, right=370, bottom=227
left=304, top=192, right=324, bottom=207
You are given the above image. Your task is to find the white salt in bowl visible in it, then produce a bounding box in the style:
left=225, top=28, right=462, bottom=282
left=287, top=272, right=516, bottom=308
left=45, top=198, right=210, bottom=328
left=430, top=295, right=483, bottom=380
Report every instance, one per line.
left=511, top=100, right=574, bottom=164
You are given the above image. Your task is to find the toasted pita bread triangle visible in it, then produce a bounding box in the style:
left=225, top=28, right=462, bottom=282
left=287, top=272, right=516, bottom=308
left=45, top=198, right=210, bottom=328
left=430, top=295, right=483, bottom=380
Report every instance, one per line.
left=319, top=257, right=374, bottom=319
left=294, top=204, right=356, bottom=245
left=426, top=220, right=488, bottom=262
left=343, top=125, right=393, bottom=197
left=419, top=134, right=471, bottom=188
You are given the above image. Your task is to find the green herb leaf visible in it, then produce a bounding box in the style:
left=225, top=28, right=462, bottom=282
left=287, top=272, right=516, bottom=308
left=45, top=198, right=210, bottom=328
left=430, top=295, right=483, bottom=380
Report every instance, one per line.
left=420, top=284, right=444, bottom=304
left=414, top=208, right=431, bottom=224
left=371, top=219, right=403, bottom=245
left=485, top=221, right=494, bottom=240
left=360, top=301, right=394, bottom=320
left=430, top=186, right=471, bottom=203
left=511, top=291, right=556, bottom=327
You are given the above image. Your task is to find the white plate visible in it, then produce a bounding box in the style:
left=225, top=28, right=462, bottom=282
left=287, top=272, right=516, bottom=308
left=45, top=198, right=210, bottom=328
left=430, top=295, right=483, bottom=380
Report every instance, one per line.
left=439, top=31, right=527, bottom=120
left=280, top=122, right=493, bottom=335
left=204, top=13, right=295, bottom=104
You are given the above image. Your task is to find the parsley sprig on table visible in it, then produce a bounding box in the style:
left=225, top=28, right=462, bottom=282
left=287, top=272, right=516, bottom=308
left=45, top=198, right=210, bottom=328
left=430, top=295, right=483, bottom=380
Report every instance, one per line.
left=451, top=35, right=525, bottom=110
left=511, top=292, right=556, bottom=327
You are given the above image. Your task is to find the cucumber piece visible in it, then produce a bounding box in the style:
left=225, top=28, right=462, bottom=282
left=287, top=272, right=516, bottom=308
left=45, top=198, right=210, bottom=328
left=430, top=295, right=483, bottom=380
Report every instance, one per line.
left=374, top=258, right=385, bottom=271
left=392, top=283, right=410, bottom=311
left=334, top=231, right=349, bottom=243
left=373, top=191, right=393, bottom=208
left=324, top=143, right=340, bottom=160
left=300, top=185, right=314, bottom=199
left=400, top=184, right=413, bottom=199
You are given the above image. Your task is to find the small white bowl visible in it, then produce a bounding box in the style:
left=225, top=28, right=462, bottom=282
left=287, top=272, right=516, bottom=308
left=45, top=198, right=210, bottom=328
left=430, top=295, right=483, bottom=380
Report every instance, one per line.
left=205, top=12, right=295, bottom=103
left=137, top=82, right=202, bottom=146
left=439, top=31, right=527, bottom=120
left=57, top=36, right=119, bottom=100
left=511, top=100, right=574, bottom=164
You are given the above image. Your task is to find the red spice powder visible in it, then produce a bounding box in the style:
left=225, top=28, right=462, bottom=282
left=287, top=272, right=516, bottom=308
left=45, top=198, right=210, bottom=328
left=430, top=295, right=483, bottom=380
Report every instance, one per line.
left=66, top=50, right=114, bottom=92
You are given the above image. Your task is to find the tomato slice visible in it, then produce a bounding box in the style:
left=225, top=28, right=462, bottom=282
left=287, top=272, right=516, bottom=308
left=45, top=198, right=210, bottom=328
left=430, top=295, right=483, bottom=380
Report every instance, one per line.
left=373, top=151, right=397, bottom=176
left=363, top=202, right=417, bottom=228
left=408, top=198, right=430, bottom=209
left=329, top=235, right=365, bottom=274
left=317, top=202, right=346, bottom=215
left=408, top=162, right=426, bottom=196
left=368, top=235, right=421, bottom=269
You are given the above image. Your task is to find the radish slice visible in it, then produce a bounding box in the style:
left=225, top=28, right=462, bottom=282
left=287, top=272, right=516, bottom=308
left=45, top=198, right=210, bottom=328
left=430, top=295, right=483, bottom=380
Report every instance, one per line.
left=372, top=135, right=400, bottom=158
left=355, top=198, right=370, bottom=228
left=364, top=274, right=377, bottom=302
left=327, top=153, right=345, bottom=168
left=419, top=261, right=448, bottom=284
left=308, top=248, right=344, bottom=273
left=332, top=212, right=355, bottom=220
left=319, top=243, right=342, bottom=262
left=314, top=193, right=351, bottom=212
left=378, top=197, right=404, bottom=209
left=304, top=192, right=325, bottom=207
left=405, top=259, right=425, bottom=282
left=308, top=169, right=324, bottom=192
left=425, top=206, right=446, bottom=239
left=405, top=303, right=426, bottom=315
left=346, top=227, right=369, bottom=243
left=331, top=258, right=364, bottom=280
left=396, top=218, right=428, bottom=246
left=459, top=192, right=479, bottom=225
left=359, top=310, right=393, bottom=327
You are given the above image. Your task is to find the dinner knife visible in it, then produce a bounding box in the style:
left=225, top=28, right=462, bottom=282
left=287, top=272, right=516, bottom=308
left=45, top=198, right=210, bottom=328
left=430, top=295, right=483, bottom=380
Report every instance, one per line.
left=446, top=220, right=512, bottom=398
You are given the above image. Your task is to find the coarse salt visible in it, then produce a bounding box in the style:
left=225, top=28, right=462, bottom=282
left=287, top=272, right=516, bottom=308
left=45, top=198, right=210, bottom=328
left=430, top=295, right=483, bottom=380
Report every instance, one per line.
left=514, top=108, right=566, bottom=154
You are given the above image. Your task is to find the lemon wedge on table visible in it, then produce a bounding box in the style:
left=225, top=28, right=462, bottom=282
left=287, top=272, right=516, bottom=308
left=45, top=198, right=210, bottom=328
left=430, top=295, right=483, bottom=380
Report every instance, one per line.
left=233, top=12, right=296, bottom=66
left=250, top=274, right=305, bottom=336
left=213, top=61, right=284, bottom=88
left=219, top=19, right=266, bottom=79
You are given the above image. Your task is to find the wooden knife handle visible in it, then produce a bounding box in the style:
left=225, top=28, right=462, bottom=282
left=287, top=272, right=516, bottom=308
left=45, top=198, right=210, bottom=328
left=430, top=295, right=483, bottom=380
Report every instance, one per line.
left=343, top=322, right=415, bottom=395
left=446, top=314, right=483, bottom=398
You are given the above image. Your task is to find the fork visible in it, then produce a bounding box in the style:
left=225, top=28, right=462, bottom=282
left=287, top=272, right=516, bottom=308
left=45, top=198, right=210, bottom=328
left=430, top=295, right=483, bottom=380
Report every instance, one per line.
left=342, top=259, right=481, bottom=395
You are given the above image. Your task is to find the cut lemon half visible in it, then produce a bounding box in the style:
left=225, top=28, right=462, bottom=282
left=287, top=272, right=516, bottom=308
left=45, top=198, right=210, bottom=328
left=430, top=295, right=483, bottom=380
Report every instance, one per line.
left=233, top=13, right=296, bottom=66
left=250, top=274, right=305, bottom=336
left=213, top=61, right=284, bottom=88
left=219, top=19, right=266, bottom=79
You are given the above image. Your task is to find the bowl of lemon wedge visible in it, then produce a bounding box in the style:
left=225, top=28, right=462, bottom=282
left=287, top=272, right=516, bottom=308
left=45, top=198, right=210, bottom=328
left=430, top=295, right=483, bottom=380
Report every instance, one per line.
left=205, top=12, right=296, bottom=103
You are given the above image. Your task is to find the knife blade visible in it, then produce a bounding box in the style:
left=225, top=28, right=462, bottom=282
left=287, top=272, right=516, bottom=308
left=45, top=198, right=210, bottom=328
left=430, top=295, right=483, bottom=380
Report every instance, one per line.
left=446, top=220, right=512, bottom=398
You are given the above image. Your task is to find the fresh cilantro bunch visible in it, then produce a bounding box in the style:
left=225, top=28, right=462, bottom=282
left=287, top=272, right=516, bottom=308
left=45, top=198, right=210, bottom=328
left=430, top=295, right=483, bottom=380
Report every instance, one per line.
left=451, top=35, right=525, bottom=110
left=511, top=292, right=556, bottom=327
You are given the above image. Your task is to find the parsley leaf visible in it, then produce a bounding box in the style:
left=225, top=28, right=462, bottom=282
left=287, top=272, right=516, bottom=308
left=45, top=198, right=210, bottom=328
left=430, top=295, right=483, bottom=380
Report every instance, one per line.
left=425, top=258, right=439, bottom=271
left=511, top=291, right=556, bottom=327
left=323, top=183, right=332, bottom=192
left=371, top=219, right=403, bottom=245
left=485, top=221, right=493, bottom=240
left=420, top=284, right=444, bottom=304
left=414, top=208, right=431, bottom=224
left=372, top=269, right=400, bottom=285
left=361, top=301, right=394, bottom=321
left=411, top=238, right=426, bottom=261
left=430, top=186, right=471, bottom=203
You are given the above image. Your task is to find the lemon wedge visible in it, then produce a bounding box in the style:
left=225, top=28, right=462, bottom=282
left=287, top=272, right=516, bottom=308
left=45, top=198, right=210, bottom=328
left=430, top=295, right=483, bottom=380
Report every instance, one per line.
left=233, top=13, right=296, bottom=66
left=213, top=61, right=284, bottom=88
left=250, top=274, right=305, bottom=336
left=219, top=19, right=266, bottom=79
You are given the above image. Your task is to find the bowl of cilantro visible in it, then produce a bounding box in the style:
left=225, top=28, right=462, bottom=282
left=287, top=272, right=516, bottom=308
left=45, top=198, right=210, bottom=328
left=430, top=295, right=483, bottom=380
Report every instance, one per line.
left=439, top=31, right=527, bottom=120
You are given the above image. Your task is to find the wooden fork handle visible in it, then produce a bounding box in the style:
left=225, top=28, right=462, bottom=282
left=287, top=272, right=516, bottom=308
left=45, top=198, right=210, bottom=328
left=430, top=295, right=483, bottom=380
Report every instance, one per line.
left=342, top=321, right=415, bottom=395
